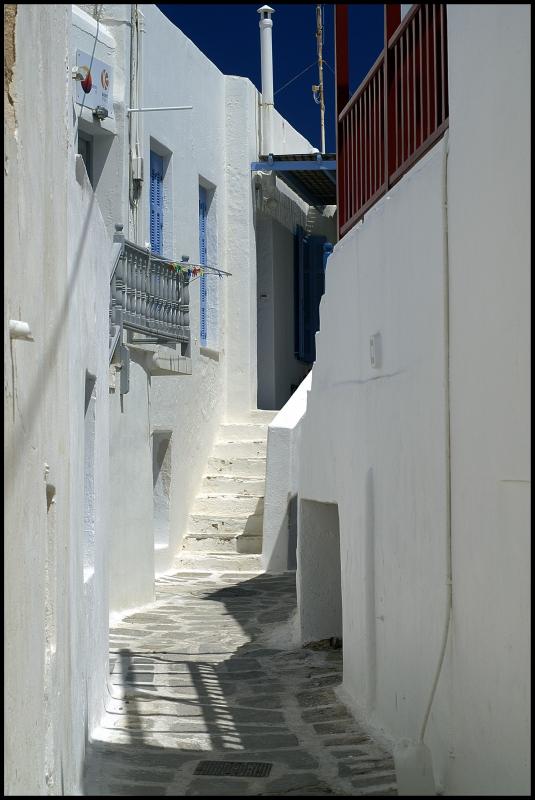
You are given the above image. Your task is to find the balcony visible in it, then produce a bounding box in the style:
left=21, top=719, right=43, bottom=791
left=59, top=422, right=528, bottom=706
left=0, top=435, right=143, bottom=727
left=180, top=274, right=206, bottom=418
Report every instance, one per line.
left=109, top=226, right=190, bottom=381
left=336, top=4, right=449, bottom=238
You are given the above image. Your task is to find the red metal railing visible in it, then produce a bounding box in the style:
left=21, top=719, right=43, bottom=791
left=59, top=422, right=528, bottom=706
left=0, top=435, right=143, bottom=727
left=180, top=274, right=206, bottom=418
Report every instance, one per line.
left=337, top=4, right=448, bottom=238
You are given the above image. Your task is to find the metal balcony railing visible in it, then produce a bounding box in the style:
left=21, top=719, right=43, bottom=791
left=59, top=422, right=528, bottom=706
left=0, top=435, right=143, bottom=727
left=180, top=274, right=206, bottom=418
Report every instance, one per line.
left=109, top=224, right=190, bottom=363
left=336, top=4, right=449, bottom=238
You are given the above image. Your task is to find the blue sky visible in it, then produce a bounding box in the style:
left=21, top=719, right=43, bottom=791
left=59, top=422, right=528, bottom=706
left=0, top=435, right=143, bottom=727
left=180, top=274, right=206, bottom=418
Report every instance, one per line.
left=156, top=4, right=384, bottom=153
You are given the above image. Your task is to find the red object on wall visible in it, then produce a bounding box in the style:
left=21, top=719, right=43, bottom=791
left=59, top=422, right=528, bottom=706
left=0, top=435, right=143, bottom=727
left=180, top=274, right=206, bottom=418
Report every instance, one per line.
left=81, top=69, right=92, bottom=94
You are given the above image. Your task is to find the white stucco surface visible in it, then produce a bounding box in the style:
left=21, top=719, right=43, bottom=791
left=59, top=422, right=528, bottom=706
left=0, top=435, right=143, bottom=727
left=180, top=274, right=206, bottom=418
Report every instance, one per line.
left=293, top=5, right=530, bottom=795
left=4, top=3, right=350, bottom=793
left=262, top=372, right=311, bottom=572
left=105, top=5, right=327, bottom=599
left=443, top=5, right=530, bottom=794
left=5, top=6, right=111, bottom=793
left=297, top=500, right=343, bottom=645
left=299, top=136, right=450, bottom=744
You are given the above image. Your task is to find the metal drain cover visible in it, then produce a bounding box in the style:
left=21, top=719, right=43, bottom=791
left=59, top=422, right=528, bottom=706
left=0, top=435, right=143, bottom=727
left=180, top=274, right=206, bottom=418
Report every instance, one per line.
left=194, top=761, right=273, bottom=778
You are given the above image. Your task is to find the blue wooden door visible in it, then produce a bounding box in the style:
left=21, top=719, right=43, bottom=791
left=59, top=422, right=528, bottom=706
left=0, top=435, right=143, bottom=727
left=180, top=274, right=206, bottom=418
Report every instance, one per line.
left=294, top=226, right=327, bottom=363
left=150, top=152, right=164, bottom=255
left=199, top=186, right=208, bottom=347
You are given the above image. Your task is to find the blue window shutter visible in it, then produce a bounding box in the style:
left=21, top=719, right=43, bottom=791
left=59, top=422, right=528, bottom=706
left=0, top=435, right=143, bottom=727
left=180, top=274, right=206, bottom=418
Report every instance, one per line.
left=293, top=227, right=304, bottom=358
left=150, top=152, right=164, bottom=255
left=294, top=227, right=326, bottom=363
left=199, top=186, right=208, bottom=347
left=308, top=235, right=326, bottom=362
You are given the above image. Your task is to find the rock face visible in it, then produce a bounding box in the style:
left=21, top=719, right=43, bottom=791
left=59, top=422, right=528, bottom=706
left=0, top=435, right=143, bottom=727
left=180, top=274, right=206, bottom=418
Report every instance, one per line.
left=175, top=410, right=277, bottom=572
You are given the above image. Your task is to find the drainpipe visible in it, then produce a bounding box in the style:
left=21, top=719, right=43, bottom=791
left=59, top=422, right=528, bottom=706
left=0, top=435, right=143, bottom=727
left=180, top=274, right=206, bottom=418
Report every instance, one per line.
left=129, top=4, right=144, bottom=244
left=258, top=5, right=275, bottom=156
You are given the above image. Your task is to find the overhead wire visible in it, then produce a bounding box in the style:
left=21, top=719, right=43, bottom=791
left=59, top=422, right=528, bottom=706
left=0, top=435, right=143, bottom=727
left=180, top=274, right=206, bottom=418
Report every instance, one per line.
left=274, top=61, right=317, bottom=96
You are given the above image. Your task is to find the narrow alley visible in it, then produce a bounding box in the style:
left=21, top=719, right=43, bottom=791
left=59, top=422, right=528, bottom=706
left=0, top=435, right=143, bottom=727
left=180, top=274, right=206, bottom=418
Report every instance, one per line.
left=5, top=5, right=530, bottom=795
left=84, top=570, right=397, bottom=796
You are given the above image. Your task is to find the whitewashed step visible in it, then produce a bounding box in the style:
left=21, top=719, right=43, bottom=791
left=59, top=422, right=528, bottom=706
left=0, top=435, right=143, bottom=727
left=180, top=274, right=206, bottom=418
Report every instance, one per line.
left=226, top=410, right=277, bottom=424
left=213, top=440, right=267, bottom=459
left=201, top=475, right=265, bottom=495
left=189, top=512, right=263, bottom=536
left=192, top=494, right=264, bottom=516
left=174, top=552, right=263, bottom=572
left=219, top=423, right=269, bottom=441
left=206, top=457, right=266, bottom=478
left=182, top=532, right=263, bottom=554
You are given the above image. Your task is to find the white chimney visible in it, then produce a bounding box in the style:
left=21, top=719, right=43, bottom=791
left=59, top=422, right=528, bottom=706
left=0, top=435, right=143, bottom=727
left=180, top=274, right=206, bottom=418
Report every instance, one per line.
left=258, top=5, right=275, bottom=156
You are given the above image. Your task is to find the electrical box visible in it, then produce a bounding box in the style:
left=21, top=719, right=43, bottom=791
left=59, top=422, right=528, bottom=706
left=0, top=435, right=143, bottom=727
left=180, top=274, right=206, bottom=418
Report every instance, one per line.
left=132, top=155, right=144, bottom=182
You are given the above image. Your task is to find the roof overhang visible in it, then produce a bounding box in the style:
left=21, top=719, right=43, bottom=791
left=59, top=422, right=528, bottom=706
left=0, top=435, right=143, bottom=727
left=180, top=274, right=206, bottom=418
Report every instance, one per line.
left=251, top=153, right=336, bottom=208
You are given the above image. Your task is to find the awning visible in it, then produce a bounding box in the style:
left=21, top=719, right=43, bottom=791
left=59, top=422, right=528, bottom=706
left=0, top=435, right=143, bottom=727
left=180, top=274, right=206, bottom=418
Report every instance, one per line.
left=251, top=153, right=336, bottom=208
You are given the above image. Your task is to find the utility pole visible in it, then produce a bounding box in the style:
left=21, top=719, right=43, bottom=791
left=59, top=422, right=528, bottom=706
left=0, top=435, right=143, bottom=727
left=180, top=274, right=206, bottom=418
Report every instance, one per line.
left=314, top=4, right=326, bottom=154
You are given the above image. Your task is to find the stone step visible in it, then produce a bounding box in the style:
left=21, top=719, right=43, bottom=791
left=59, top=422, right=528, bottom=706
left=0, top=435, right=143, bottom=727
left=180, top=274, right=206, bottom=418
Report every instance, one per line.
left=201, top=474, right=265, bottom=495
left=206, top=457, right=267, bottom=478
left=173, top=551, right=264, bottom=572
left=189, top=512, right=263, bottom=536
left=218, top=423, right=269, bottom=441
left=182, top=532, right=263, bottom=554
left=192, top=493, right=264, bottom=516
left=213, top=439, right=267, bottom=459
left=225, top=409, right=278, bottom=424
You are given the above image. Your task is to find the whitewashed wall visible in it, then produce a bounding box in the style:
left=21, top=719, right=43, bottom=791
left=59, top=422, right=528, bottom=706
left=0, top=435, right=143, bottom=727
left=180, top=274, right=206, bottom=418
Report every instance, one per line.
left=443, top=5, right=530, bottom=794
left=299, top=138, right=450, bottom=755
left=5, top=5, right=111, bottom=793
left=294, top=4, right=530, bottom=795
left=71, top=4, right=131, bottom=240
left=262, top=372, right=312, bottom=572
left=106, top=5, right=327, bottom=598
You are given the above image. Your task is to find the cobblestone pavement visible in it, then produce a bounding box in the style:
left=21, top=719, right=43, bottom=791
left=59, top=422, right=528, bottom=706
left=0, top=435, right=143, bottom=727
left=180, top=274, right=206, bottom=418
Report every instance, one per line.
left=84, top=571, right=397, bottom=796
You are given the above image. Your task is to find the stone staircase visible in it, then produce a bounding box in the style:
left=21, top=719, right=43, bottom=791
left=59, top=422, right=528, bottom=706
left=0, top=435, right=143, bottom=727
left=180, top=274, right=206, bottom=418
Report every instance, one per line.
left=174, top=410, right=277, bottom=572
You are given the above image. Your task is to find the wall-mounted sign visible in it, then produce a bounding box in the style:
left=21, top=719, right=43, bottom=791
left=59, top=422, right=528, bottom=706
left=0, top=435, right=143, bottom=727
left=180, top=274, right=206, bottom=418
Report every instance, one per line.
left=75, top=50, right=114, bottom=119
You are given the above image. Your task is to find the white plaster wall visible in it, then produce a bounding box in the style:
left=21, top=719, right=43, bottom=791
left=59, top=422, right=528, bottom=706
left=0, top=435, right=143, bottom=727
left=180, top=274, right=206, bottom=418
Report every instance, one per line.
left=443, top=5, right=530, bottom=794
left=150, top=291, right=225, bottom=576
left=299, top=138, right=450, bottom=738
left=297, top=500, right=343, bottom=644
left=139, top=6, right=228, bottom=576
left=108, top=354, right=155, bottom=612
left=86, top=5, right=337, bottom=607
left=71, top=4, right=131, bottom=240
left=5, top=5, right=110, bottom=793
left=262, top=372, right=311, bottom=572
left=67, top=155, right=111, bottom=782
left=224, top=75, right=262, bottom=420
left=295, top=5, right=530, bottom=795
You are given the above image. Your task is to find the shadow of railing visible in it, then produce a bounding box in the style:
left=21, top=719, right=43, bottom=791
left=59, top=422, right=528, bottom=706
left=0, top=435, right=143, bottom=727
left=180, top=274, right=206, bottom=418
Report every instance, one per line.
left=83, top=571, right=319, bottom=795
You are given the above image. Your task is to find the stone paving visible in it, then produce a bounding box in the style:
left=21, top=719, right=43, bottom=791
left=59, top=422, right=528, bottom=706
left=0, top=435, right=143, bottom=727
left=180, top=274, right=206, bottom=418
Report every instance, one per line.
left=83, top=570, right=397, bottom=796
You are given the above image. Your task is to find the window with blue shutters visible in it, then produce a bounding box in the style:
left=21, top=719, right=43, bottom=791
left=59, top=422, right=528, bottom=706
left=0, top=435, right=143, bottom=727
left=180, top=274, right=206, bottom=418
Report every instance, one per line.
left=294, top=225, right=327, bottom=363
left=150, top=151, right=164, bottom=255
left=199, top=186, right=208, bottom=347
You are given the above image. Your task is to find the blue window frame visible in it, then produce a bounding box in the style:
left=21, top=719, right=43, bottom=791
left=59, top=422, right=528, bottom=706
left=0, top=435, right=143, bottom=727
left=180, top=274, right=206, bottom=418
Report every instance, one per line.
left=150, top=151, right=164, bottom=255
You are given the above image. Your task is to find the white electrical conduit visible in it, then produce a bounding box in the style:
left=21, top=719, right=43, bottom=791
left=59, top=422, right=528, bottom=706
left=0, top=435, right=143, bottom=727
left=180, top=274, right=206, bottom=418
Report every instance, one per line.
left=419, top=130, right=453, bottom=745
left=394, top=132, right=452, bottom=796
